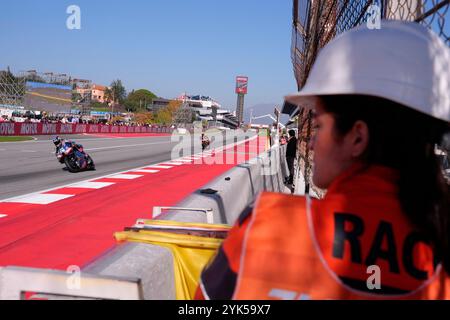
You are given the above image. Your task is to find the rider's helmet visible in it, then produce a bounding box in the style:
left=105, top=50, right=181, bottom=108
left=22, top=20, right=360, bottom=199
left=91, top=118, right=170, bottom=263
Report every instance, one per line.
left=52, top=136, right=62, bottom=147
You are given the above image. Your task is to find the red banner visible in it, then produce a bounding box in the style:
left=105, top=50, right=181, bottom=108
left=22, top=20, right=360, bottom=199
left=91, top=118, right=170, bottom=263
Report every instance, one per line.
left=236, top=76, right=249, bottom=95
left=0, top=122, right=174, bottom=136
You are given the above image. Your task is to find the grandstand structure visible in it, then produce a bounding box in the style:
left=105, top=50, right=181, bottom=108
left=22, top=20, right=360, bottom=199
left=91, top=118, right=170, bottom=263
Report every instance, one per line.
left=285, top=0, right=450, bottom=195
left=0, top=68, right=25, bottom=108
left=0, top=68, right=99, bottom=115
left=174, top=94, right=239, bottom=129
left=0, top=68, right=78, bottom=114
left=20, top=70, right=72, bottom=86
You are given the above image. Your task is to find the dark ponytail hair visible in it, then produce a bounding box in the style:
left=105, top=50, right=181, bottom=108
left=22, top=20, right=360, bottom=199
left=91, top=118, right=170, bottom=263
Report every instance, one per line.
left=320, top=95, right=450, bottom=274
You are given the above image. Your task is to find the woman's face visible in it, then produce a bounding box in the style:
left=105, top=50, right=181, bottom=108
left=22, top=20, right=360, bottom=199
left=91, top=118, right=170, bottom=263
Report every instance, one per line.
left=310, top=102, right=361, bottom=189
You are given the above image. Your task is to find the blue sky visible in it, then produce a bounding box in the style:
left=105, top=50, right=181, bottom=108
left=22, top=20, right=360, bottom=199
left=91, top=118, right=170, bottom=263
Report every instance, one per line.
left=0, top=0, right=297, bottom=113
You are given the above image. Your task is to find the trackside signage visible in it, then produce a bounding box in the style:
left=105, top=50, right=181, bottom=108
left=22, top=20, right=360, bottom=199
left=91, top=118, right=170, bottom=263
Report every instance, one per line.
left=0, top=123, right=174, bottom=136
left=0, top=123, right=15, bottom=135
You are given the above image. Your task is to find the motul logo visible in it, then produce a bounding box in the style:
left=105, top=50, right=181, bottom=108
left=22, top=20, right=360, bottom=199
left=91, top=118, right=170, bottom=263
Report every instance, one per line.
left=60, top=124, right=73, bottom=133
left=42, top=123, right=57, bottom=134
left=75, top=125, right=86, bottom=133
left=20, top=123, right=38, bottom=135
left=89, top=125, right=99, bottom=132
left=101, top=126, right=109, bottom=133
left=111, top=126, right=119, bottom=133
left=120, top=127, right=126, bottom=133
left=0, top=123, right=15, bottom=135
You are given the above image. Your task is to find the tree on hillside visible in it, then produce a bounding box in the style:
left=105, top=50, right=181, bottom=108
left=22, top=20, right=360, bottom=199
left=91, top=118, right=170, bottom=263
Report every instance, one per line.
left=129, top=89, right=157, bottom=106
left=123, top=98, right=137, bottom=112
left=154, top=100, right=182, bottom=124
left=104, top=87, right=113, bottom=104
left=134, top=111, right=154, bottom=125
left=154, top=108, right=172, bottom=124
left=106, top=79, right=126, bottom=105
left=72, top=92, right=82, bottom=103
left=124, top=89, right=157, bottom=112
left=90, top=101, right=109, bottom=111
left=166, top=100, right=182, bottom=114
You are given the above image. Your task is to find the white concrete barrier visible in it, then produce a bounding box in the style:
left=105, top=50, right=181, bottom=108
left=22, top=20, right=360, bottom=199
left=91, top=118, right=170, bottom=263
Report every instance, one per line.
left=1, top=144, right=288, bottom=300
left=82, top=144, right=289, bottom=300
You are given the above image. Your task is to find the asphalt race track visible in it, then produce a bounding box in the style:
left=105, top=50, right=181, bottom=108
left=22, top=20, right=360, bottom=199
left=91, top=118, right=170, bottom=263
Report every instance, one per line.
left=0, top=130, right=266, bottom=269
left=0, top=131, right=255, bottom=201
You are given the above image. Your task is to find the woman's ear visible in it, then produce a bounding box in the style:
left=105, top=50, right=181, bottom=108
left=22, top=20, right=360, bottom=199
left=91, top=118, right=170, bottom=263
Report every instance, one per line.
left=350, top=120, right=369, bottom=158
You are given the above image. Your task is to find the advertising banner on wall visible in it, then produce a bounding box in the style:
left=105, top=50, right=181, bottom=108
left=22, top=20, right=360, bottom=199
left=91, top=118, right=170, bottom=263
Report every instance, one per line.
left=0, top=123, right=173, bottom=136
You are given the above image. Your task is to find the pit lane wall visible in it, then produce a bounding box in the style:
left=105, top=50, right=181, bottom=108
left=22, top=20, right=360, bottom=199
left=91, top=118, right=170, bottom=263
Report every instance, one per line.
left=0, top=122, right=174, bottom=136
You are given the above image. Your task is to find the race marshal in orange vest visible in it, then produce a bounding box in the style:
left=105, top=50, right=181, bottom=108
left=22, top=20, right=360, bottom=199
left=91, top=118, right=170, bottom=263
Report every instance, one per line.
left=195, top=21, right=450, bottom=300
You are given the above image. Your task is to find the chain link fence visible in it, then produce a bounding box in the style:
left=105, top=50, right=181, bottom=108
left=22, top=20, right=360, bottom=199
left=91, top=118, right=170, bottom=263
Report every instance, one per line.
left=291, top=0, right=450, bottom=196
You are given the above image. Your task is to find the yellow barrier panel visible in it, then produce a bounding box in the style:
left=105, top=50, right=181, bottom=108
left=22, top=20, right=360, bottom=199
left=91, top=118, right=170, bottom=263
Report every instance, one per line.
left=115, top=220, right=230, bottom=300
left=135, top=219, right=230, bottom=233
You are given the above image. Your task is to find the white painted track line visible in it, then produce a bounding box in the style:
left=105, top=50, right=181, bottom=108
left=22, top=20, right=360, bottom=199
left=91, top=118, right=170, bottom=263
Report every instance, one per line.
left=1, top=193, right=74, bottom=205
left=107, top=174, right=143, bottom=180
left=131, top=169, right=160, bottom=173
left=162, top=162, right=184, bottom=166
left=0, top=135, right=259, bottom=204
left=67, top=181, right=115, bottom=189
left=146, top=165, right=173, bottom=169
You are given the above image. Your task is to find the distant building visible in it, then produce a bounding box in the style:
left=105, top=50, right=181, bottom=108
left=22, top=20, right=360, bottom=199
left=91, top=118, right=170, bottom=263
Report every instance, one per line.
left=175, top=94, right=239, bottom=129
left=91, top=84, right=107, bottom=103
left=75, top=84, right=109, bottom=104
left=147, top=97, right=171, bottom=113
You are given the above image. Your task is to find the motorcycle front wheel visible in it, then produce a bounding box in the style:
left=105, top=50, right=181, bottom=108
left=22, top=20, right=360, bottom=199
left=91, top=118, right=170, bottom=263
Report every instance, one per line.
left=64, top=156, right=80, bottom=173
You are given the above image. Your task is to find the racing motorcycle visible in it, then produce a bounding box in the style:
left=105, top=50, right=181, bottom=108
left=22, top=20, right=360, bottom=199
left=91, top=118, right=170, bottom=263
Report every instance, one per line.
left=201, top=134, right=211, bottom=151
left=53, top=137, right=95, bottom=173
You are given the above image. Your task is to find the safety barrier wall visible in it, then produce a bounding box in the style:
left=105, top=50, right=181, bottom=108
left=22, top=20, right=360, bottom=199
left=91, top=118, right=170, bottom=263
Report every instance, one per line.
left=0, top=122, right=174, bottom=136
left=81, top=144, right=289, bottom=299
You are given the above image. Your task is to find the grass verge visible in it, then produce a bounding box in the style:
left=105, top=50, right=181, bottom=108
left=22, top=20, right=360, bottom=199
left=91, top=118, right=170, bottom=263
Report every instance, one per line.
left=0, top=136, right=34, bottom=142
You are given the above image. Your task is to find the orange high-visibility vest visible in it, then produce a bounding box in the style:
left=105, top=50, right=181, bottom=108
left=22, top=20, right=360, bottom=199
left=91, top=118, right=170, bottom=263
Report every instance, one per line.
left=232, top=188, right=450, bottom=299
